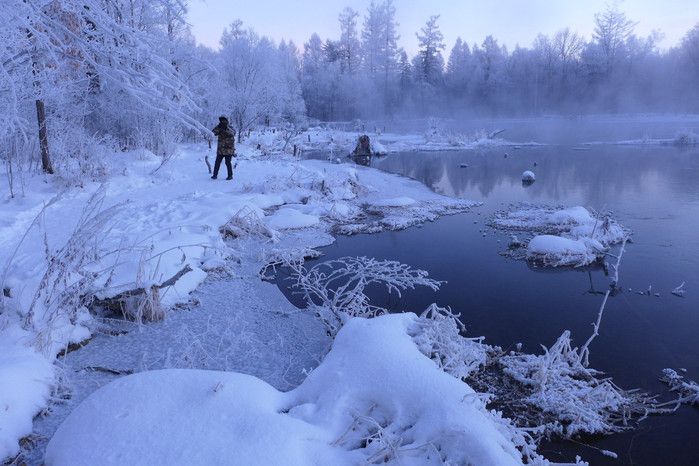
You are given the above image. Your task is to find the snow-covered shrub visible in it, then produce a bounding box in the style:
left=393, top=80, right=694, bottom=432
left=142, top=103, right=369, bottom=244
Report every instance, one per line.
left=286, top=256, right=441, bottom=335
left=409, top=304, right=488, bottom=379
left=11, top=187, right=124, bottom=354
left=499, top=330, right=653, bottom=438
left=1, top=134, right=34, bottom=199
left=49, top=124, right=116, bottom=186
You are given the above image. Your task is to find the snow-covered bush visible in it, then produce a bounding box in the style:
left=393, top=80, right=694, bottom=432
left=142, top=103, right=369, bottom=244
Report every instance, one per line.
left=409, top=304, right=488, bottom=379
left=219, top=206, right=279, bottom=242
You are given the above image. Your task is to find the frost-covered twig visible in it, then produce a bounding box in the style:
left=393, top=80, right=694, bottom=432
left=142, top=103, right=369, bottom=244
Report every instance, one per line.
left=579, top=239, right=626, bottom=367
left=660, top=369, right=699, bottom=406
left=410, top=304, right=487, bottom=379
left=288, top=256, right=441, bottom=335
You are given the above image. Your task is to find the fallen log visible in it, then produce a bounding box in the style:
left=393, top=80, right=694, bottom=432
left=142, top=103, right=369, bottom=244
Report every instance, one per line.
left=91, top=265, right=193, bottom=322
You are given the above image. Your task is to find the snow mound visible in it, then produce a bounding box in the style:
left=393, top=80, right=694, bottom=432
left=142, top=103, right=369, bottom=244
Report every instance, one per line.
left=265, top=208, right=320, bottom=230
left=46, top=314, right=524, bottom=466
left=371, top=140, right=388, bottom=155
left=0, top=324, right=54, bottom=460
left=527, top=235, right=602, bottom=267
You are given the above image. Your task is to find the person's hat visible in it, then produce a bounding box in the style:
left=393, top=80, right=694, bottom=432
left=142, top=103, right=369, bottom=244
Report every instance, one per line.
left=219, top=116, right=228, bottom=122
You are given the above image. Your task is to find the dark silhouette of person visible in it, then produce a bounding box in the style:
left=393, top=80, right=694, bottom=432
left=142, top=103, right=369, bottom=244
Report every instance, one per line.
left=212, top=116, right=236, bottom=180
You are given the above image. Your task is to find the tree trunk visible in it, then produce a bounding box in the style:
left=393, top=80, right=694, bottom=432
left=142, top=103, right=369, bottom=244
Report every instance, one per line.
left=35, top=99, right=54, bottom=174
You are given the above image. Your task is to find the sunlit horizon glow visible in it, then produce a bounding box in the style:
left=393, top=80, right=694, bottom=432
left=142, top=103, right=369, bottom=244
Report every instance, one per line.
left=188, top=0, right=697, bottom=54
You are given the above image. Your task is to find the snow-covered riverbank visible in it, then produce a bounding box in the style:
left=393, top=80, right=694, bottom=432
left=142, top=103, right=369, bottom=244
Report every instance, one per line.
left=0, top=136, right=479, bottom=463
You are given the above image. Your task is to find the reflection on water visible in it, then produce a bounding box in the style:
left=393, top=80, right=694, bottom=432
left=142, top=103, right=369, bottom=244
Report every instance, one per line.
left=293, top=142, right=699, bottom=465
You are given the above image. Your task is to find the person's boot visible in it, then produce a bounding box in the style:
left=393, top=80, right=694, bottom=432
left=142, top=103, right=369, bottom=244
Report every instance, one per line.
left=211, top=175, right=217, bottom=180
left=226, top=176, right=233, bottom=180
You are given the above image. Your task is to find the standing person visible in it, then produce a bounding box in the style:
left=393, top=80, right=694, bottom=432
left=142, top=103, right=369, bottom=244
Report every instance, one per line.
left=211, top=116, right=236, bottom=180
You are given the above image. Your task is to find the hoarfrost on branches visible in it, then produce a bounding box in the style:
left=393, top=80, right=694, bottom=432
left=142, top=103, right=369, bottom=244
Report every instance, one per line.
left=286, top=256, right=441, bottom=335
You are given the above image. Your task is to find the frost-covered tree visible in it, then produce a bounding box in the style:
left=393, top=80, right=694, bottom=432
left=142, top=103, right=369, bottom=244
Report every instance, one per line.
left=414, top=15, right=446, bottom=86
left=445, top=37, right=473, bottom=97
left=592, top=3, right=637, bottom=73
left=1, top=0, right=205, bottom=180
left=361, top=1, right=382, bottom=77
left=214, top=21, right=305, bottom=140
left=359, top=0, right=400, bottom=114
left=338, top=7, right=361, bottom=75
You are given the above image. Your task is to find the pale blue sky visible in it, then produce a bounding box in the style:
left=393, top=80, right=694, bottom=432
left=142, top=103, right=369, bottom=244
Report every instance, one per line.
left=188, top=0, right=698, bottom=54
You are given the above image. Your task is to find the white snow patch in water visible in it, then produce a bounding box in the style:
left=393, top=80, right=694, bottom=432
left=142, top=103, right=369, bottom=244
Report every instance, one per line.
left=493, top=205, right=628, bottom=267
left=527, top=235, right=602, bottom=267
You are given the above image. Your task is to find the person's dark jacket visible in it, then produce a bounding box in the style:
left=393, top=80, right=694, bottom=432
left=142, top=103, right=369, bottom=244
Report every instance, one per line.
left=213, top=123, right=236, bottom=156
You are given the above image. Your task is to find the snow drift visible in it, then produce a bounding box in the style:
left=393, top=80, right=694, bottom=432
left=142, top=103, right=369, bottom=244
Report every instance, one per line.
left=46, top=314, right=525, bottom=466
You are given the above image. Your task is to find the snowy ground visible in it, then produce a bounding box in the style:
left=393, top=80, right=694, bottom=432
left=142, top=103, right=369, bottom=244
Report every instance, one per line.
left=0, top=132, right=478, bottom=463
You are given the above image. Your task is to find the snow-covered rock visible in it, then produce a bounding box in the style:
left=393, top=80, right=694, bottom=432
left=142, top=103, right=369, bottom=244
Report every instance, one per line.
left=45, top=314, right=524, bottom=466
left=522, top=170, right=536, bottom=182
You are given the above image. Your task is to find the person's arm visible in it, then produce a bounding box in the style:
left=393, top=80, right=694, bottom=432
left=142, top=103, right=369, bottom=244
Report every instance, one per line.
left=212, top=124, right=221, bottom=137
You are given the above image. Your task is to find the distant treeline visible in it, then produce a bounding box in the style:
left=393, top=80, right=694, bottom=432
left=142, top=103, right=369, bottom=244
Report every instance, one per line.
left=300, top=2, right=699, bottom=119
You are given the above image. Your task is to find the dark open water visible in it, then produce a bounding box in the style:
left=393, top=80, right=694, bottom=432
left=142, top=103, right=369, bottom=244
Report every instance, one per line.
left=281, top=120, right=699, bottom=465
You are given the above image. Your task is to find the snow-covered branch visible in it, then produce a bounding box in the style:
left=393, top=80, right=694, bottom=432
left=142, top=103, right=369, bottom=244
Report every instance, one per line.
left=286, top=256, right=441, bottom=335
